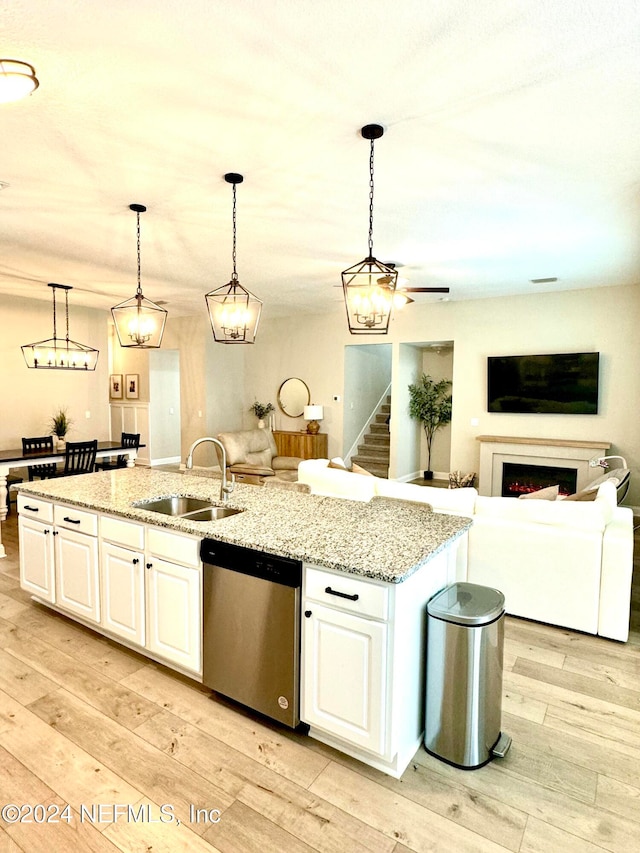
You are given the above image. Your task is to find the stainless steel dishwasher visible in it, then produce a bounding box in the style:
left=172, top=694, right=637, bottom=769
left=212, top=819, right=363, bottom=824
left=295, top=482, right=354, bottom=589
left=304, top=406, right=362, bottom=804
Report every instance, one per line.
left=200, top=538, right=302, bottom=728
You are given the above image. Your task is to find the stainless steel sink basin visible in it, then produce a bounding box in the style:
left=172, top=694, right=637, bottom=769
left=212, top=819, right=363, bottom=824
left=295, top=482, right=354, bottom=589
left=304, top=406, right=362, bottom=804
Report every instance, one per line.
left=181, top=506, right=243, bottom=522
left=132, top=496, right=214, bottom=516
left=132, top=495, right=243, bottom=522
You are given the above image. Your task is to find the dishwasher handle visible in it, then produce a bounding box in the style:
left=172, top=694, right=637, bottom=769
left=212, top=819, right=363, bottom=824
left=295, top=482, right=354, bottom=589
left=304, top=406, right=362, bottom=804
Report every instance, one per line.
left=325, top=586, right=359, bottom=602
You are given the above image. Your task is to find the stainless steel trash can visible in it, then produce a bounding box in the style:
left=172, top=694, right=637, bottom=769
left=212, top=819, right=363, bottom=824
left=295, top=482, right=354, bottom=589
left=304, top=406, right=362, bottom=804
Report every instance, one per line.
left=425, top=582, right=511, bottom=769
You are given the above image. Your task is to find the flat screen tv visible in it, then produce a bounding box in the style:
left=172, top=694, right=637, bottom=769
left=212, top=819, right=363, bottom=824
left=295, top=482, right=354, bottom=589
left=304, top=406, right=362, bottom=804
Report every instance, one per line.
left=487, top=352, right=599, bottom=414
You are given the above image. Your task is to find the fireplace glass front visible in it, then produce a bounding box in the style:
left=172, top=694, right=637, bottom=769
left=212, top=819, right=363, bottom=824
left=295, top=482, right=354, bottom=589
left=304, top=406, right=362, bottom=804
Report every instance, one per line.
left=502, top=462, right=577, bottom=498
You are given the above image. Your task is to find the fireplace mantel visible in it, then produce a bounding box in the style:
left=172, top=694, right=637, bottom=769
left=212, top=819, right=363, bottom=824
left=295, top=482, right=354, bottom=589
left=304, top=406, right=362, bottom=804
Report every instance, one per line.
left=477, top=435, right=611, bottom=496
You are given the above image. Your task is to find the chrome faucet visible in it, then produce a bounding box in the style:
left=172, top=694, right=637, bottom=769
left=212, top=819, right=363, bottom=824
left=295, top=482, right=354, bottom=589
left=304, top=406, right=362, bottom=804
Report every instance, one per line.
left=185, top=437, right=235, bottom=503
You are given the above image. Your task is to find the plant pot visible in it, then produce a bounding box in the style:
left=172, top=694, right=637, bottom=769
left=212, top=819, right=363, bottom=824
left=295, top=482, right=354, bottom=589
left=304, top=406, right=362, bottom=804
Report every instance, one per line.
left=423, top=470, right=433, bottom=480
left=257, top=419, right=265, bottom=429
left=57, top=438, right=66, bottom=451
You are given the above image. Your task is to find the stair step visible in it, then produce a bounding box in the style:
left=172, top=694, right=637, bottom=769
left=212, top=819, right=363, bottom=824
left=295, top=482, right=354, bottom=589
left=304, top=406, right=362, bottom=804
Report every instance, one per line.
left=379, top=404, right=391, bottom=414
left=363, top=434, right=390, bottom=446
left=351, top=457, right=389, bottom=478
left=357, top=444, right=389, bottom=459
left=370, top=423, right=389, bottom=435
left=375, top=414, right=390, bottom=425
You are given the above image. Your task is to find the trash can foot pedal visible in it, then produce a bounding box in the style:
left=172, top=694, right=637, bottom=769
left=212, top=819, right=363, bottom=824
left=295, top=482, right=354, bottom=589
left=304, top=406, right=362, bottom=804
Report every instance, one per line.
left=491, top=732, right=512, bottom=759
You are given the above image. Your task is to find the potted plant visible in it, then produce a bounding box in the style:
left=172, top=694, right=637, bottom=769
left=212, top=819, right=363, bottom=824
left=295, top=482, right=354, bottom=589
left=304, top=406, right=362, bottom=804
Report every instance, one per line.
left=49, top=406, right=73, bottom=450
left=408, top=374, right=452, bottom=479
left=249, top=401, right=275, bottom=429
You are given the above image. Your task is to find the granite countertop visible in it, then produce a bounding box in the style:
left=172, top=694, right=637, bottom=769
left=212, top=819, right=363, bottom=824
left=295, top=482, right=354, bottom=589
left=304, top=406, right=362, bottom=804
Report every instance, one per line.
left=15, top=468, right=471, bottom=584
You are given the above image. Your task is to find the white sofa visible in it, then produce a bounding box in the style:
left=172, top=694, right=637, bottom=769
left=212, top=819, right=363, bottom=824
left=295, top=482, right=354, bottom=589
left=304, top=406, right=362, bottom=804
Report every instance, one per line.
left=297, top=459, right=634, bottom=642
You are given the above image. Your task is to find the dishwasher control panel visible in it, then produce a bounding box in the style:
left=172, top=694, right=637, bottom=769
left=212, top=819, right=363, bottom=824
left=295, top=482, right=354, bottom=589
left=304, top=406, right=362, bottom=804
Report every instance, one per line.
left=200, top=539, right=302, bottom=587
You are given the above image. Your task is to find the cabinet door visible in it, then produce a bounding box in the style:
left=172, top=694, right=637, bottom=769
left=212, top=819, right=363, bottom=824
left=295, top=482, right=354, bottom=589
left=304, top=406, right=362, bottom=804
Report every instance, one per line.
left=18, top=516, right=55, bottom=603
left=302, top=601, right=388, bottom=755
left=54, top=527, right=100, bottom=623
left=145, top=557, right=201, bottom=674
left=100, top=541, right=145, bottom=646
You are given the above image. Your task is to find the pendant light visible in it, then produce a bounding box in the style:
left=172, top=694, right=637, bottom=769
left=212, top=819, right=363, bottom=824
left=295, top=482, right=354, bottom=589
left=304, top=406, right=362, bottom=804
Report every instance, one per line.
left=342, top=124, right=398, bottom=334
left=21, top=283, right=99, bottom=370
left=111, top=204, right=167, bottom=348
left=0, top=59, right=39, bottom=104
left=205, top=173, right=262, bottom=344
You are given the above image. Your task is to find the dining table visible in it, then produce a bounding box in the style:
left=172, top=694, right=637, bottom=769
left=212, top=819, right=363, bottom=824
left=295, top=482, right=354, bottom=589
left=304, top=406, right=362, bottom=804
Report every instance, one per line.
left=0, top=440, right=141, bottom=558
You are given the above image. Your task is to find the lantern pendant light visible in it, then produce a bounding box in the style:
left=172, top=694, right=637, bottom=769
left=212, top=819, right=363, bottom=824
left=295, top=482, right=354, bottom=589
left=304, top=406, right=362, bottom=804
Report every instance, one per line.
left=342, top=124, right=398, bottom=334
left=111, top=204, right=167, bottom=348
left=205, top=173, right=262, bottom=344
left=21, top=283, right=99, bottom=370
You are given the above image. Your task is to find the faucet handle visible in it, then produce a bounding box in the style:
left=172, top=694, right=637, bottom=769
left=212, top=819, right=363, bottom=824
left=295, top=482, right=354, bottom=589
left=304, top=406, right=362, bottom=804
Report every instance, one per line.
left=224, top=473, right=236, bottom=494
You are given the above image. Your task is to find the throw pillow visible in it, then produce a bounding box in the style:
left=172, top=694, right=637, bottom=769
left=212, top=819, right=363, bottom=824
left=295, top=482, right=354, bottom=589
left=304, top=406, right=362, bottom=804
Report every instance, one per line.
left=563, top=487, right=598, bottom=502
left=328, top=457, right=348, bottom=470
left=518, top=484, right=559, bottom=500
left=351, top=462, right=374, bottom=477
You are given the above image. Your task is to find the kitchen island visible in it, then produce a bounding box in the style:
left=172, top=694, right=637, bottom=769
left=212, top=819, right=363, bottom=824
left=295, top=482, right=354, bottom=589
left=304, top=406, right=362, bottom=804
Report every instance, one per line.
left=15, top=467, right=471, bottom=777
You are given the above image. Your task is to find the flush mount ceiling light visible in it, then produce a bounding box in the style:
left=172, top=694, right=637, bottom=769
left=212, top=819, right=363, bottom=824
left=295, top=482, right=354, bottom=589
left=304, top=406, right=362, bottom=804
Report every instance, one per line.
left=205, top=173, right=262, bottom=344
left=342, top=124, right=398, bottom=335
left=0, top=59, right=39, bottom=104
left=21, top=283, right=99, bottom=370
left=111, top=204, right=167, bottom=348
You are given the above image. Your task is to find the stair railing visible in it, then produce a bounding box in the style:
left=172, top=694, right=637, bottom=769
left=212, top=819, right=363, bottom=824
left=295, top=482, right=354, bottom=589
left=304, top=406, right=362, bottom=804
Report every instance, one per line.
left=345, top=382, right=392, bottom=467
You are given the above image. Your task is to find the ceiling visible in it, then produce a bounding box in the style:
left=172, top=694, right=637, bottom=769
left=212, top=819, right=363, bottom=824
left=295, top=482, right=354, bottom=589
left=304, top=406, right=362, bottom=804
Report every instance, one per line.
left=2, top=0, right=640, bottom=323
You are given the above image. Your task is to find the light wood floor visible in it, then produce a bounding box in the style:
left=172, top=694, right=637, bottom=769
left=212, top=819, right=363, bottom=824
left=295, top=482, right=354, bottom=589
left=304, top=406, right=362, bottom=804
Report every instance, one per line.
left=0, top=511, right=638, bottom=853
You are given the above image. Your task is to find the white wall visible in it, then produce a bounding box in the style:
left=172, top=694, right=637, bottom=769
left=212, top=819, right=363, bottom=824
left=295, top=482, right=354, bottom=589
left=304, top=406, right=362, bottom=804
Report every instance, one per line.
left=391, top=343, right=423, bottom=479
left=149, top=349, right=181, bottom=463
left=0, top=293, right=110, bottom=448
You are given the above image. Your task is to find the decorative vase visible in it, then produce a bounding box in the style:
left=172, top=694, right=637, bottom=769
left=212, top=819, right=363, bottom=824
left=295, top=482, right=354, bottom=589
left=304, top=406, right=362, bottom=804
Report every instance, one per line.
left=57, top=438, right=66, bottom=451
left=257, top=419, right=265, bottom=429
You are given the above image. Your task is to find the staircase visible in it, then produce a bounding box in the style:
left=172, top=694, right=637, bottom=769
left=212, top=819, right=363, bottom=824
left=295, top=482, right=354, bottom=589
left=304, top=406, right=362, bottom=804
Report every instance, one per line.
left=351, top=396, right=390, bottom=478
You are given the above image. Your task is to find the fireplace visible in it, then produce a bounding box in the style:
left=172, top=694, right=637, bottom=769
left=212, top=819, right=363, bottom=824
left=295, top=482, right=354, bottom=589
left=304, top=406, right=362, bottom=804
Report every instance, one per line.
left=501, top=462, right=577, bottom=497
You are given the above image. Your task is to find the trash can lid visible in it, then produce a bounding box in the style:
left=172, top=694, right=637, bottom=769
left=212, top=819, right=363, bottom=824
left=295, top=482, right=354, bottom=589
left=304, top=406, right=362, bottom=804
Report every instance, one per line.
left=427, top=582, right=505, bottom=625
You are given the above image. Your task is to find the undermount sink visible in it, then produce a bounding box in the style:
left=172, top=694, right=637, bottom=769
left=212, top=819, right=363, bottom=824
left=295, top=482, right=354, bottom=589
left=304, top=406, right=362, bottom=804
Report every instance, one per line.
left=132, top=495, right=243, bottom=522
left=133, top=495, right=213, bottom=516
left=180, top=506, right=243, bottom=522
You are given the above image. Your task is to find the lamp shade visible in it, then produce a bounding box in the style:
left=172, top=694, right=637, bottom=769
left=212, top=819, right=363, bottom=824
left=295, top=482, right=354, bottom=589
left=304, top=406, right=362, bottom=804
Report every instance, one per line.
left=304, top=405, right=323, bottom=421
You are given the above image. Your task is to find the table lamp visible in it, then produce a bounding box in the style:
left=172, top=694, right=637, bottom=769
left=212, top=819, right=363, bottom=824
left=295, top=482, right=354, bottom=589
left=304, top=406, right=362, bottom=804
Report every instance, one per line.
left=303, top=405, right=323, bottom=435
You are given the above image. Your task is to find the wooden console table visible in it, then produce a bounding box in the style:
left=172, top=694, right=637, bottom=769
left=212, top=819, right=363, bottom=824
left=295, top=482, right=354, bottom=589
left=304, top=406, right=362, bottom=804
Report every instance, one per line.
left=273, top=430, right=328, bottom=460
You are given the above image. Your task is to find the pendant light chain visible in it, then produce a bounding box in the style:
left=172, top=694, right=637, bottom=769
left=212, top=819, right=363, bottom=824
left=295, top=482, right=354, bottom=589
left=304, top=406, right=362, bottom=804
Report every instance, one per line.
left=64, top=287, right=70, bottom=344
left=52, top=283, right=58, bottom=340
left=136, top=209, right=142, bottom=295
left=231, top=181, right=238, bottom=279
left=368, top=136, right=375, bottom=258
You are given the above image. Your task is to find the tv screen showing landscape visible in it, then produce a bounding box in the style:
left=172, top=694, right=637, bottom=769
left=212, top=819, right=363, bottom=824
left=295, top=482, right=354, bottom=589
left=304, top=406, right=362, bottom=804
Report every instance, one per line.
left=487, top=352, right=599, bottom=414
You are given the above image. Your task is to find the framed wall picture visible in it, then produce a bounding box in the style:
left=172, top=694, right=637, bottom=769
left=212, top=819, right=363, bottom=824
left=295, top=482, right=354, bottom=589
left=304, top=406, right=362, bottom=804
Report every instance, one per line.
left=125, top=374, right=139, bottom=399
left=110, top=374, right=123, bottom=399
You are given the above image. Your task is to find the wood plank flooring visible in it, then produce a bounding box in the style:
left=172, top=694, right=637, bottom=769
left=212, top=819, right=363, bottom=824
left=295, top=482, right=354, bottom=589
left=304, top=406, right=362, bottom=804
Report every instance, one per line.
left=0, top=511, right=638, bottom=852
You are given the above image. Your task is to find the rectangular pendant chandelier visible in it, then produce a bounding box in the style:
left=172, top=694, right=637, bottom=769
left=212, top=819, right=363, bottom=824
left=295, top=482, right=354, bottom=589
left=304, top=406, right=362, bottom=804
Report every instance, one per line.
left=21, top=283, right=99, bottom=370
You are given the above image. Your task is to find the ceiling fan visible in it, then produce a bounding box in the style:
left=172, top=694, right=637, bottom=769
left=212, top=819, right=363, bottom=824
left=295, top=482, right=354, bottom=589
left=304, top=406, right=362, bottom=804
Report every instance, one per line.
left=380, top=264, right=450, bottom=306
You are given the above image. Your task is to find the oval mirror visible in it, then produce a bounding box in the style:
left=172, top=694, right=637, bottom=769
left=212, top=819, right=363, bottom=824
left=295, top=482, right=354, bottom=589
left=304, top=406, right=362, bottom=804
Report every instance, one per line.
left=277, top=377, right=311, bottom=418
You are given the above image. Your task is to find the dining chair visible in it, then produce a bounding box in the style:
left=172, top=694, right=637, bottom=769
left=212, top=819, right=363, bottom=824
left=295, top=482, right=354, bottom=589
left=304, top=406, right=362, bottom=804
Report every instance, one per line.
left=22, top=435, right=58, bottom=481
left=95, top=432, right=140, bottom=471
left=59, top=440, right=98, bottom=476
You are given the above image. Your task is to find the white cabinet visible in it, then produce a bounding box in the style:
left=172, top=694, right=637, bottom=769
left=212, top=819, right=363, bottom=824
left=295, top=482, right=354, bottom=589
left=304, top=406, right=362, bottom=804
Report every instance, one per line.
left=303, top=602, right=387, bottom=754
left=100, top=540, right=145, bottom=646
left=18, top=496, right=55, bottom=603
left=52, top=504, right=99, bottom=623
left=302, top=550, right=456, bottom=778
left=146, top=556, right=201, bottom=673
left=145, top=527, right=202, bottom=675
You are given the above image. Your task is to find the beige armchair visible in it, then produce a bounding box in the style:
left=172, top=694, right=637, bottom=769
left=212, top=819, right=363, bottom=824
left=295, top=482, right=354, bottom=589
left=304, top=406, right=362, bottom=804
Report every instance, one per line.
left=217, top=429, right=302, bottom=482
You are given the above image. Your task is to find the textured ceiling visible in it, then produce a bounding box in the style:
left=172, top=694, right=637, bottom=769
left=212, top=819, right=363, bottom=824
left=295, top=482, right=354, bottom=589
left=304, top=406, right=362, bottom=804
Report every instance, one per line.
left=2, top=0, right=639, bottom=322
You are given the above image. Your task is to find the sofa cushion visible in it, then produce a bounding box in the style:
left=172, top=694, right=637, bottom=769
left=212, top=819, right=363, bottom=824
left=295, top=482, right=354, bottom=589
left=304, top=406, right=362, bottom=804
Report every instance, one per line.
left=518, top=484, right=559, bottom=500
left=272, top=456, right=302, bottom=471
left=229, top=464, right=274, bottom=476
left=562, top=487, right=598, bottom=502
left=374, top=478, right=475, bottom=515
left=298, top=458, right=377, bottom=501
left=474, top=480, right=616, bottom=531
left=351, top=462, right=374, bottom=476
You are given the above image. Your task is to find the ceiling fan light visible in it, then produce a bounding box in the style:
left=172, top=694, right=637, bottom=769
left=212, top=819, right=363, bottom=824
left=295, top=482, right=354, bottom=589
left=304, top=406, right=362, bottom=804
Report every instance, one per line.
left=0, top=59, right=39, bottom=103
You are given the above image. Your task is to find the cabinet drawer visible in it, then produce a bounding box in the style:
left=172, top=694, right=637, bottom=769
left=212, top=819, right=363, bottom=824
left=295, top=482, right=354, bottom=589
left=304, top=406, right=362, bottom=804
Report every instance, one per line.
left=147, top=527, right=200, bottom=568
left=305, top=565, right=389, bottom=620
left=100, top=514, right=145, bottom=549
left=18, top=495, right=54, bottom=523
left=54, top=504, right=98, bottom=537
